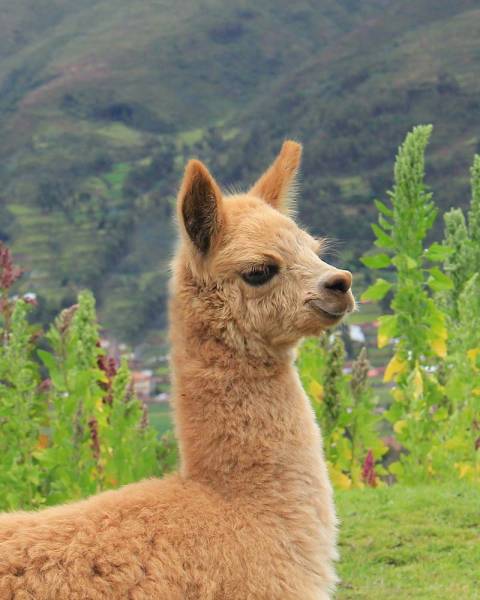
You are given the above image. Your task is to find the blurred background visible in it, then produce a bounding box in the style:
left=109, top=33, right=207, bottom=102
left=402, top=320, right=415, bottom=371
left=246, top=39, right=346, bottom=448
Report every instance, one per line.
left=1, top=0, right=479, bottom=399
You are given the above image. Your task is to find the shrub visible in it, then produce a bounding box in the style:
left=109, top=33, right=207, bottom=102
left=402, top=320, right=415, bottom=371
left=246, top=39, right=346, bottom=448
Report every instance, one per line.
left=298, top=336, right=386, bottom=489
left=0, top=245, right=175, bottom=510
left=361, top=126, right=480, bottom=483
left=303, top=126, right=480, bottom=487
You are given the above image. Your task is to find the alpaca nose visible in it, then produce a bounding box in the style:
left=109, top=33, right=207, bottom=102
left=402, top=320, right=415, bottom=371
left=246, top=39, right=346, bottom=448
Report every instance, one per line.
left=322, top=270, right=352, bottom=294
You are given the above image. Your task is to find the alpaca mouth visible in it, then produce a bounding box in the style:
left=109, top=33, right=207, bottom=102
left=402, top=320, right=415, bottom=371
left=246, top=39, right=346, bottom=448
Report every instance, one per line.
left=308, top=299, right=348, bottom=321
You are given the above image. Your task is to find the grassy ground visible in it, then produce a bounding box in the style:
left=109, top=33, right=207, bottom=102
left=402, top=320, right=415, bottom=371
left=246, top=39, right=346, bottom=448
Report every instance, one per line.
left=336, top=484, right=480, bottom=599
left=148, top=403, right=173, bottom=437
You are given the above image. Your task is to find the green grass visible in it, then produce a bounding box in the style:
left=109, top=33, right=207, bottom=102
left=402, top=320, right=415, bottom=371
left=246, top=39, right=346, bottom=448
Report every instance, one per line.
left=148, top=403, right=173, bottom=437
left=336, top=176, right=371, bottom=199
left=336, top=483, right=480, bottom=599
left=97, top=124, right=144, bottom=146
left=103, top=161, right=131, bottom=196
left=177, top=128, right=206, bottom=146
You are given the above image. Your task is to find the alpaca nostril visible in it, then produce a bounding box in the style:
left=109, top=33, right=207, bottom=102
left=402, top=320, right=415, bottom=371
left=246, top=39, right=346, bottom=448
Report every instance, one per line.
left=323, top=271, right=352, bottom=294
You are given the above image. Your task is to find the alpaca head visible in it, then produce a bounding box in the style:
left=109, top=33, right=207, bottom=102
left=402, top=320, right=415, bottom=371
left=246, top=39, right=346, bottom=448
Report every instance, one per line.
left=174, top=141, right=355, bottom=354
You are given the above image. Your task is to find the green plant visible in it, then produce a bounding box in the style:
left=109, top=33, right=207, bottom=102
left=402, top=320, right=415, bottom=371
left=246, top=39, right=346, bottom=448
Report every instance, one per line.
left=0, top=244, right=45, bottom=509
left=361, top=127, right=480, bottom=484
left=437, top=156, right=480, bottom=482
left=361, top=126, right=449, bottom=481
left=0, top=245, right=177, bottom=510
left=441, top=155, right=480, bottom=317
left=298, top=336, right=385, bottom=489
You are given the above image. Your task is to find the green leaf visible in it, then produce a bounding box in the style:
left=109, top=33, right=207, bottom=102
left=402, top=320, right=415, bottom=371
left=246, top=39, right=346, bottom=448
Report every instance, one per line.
left=377, top=314, right=398, bottom=348
left=391, top=254, right=417, bottom=270
left=361, top=279, right=392, bottom=302
left=389, top=461, right=404, bottom=478
left=386, top=399, right=404, bottom=423
left=361, top=253, right=392, bottom=269
left=374, top=199, right=393, bottom=217
left=378, top=214, right=393, bottom=231
left=427, top=267, right=453, bottom=292
left=37, top=349, right=57, bottom=374
left=424, top=242, right=453, bottom=262
left=372, top=224, right=395, bottom=249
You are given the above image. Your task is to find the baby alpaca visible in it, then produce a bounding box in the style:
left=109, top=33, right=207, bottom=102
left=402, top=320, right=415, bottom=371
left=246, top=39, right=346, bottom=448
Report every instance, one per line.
left=0, top=141, right=354, bottom=599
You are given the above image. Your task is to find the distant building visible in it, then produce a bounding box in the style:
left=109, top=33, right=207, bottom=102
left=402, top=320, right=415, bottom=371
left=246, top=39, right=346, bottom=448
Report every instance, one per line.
left=368, top=366, right=385, bottom=378
left=132, top=369, right=154, bottom=400
left=348, top=324, right=366, bottom=344
left=153, top=392, right=170, bottom=404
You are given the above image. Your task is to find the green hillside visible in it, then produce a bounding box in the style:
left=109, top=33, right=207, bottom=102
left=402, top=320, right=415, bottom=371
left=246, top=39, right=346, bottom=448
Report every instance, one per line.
left=208, top=0, right=480, bottom=259
left=0, top=0, right=479, bottom=344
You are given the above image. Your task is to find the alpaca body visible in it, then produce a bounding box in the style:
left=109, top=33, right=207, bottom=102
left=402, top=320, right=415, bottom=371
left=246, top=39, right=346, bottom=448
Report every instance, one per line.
left=0, top=365, right=336, bottom=599
left=0, top=141, right=354, bottom=598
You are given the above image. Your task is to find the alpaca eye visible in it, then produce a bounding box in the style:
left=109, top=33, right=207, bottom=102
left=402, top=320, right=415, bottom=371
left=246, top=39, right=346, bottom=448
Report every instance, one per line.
left=241, top=264, right=279, bottom=287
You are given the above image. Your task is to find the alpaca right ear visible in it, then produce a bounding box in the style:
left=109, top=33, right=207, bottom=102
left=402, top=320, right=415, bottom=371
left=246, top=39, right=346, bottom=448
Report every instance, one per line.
left=249, top=140, right=302, bottom=213
left=177, top=160, right=224, bottom=255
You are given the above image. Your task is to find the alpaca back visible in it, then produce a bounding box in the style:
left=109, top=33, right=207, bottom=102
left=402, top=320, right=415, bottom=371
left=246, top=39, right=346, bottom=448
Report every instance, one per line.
left=0, top=475, right=334, bottom=599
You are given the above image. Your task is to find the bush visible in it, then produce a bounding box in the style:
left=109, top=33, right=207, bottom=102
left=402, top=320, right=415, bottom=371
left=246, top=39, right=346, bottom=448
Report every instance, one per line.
left=360, top=126, right=480, bottom=484
left=0, top=245, right=176, bottom=510
left=299, top=337, right=386, bottom=489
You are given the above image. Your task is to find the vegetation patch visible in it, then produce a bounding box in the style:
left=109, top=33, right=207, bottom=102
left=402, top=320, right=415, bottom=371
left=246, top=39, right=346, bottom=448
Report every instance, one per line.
left=336, top=484, right=480, bottom=599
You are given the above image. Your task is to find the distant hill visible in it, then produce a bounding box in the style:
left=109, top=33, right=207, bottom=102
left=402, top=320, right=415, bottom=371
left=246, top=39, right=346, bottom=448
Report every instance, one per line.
left=215, top=0, right=480, bottom=258
left=0, top=0, right=478, bottom=344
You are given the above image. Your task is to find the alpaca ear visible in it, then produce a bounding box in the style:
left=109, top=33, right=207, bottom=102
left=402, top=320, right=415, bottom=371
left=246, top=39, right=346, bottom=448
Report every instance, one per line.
left=249, top=140, right=302, bottom=213
left=178, top=159, right=224, bottom=254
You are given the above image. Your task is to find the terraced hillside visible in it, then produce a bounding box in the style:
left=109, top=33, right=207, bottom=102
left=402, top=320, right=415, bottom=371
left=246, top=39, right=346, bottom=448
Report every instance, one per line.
left=0, top=0, right=479, bottom=344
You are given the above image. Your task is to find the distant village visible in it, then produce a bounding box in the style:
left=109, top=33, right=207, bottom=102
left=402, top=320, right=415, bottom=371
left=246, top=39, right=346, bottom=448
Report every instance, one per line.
left=99, top=337, right=170, bottom=404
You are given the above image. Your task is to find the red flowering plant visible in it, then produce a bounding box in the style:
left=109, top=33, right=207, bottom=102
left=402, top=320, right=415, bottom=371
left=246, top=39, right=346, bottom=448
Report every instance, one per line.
left=0, top=242, right=23, bottom=334
left=362, top=450, right=378, bottom=488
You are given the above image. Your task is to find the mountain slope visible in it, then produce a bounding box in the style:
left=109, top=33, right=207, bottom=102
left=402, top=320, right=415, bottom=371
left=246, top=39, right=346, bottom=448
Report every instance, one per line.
left=0, top=0, right=390, bottom=342
left=211, top=0, right=480, bottom=257
left=0, top=0, right=479, bottom=344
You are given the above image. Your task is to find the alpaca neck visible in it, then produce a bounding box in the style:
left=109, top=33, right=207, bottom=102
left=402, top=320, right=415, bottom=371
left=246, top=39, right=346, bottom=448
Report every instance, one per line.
left=170, top=314, right=325, bottom=498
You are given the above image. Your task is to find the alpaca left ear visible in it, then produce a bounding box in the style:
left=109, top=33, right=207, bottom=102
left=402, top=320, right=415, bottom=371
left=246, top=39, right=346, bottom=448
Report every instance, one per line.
left=177, top=159, right=224, bottom=255
left=249, top=140, right=302, bottom=213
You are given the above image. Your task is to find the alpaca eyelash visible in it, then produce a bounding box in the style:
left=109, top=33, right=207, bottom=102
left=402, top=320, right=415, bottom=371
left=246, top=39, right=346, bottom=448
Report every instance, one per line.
left=241, top=263, right=280, bottom=287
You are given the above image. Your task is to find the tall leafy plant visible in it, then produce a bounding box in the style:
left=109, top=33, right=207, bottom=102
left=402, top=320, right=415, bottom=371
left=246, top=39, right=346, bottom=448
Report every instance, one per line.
left=361, top=126, right=452, bottom=482
left=439, top=155, right=480, bottom=481
left=0, top=244, right=44, bottom=508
